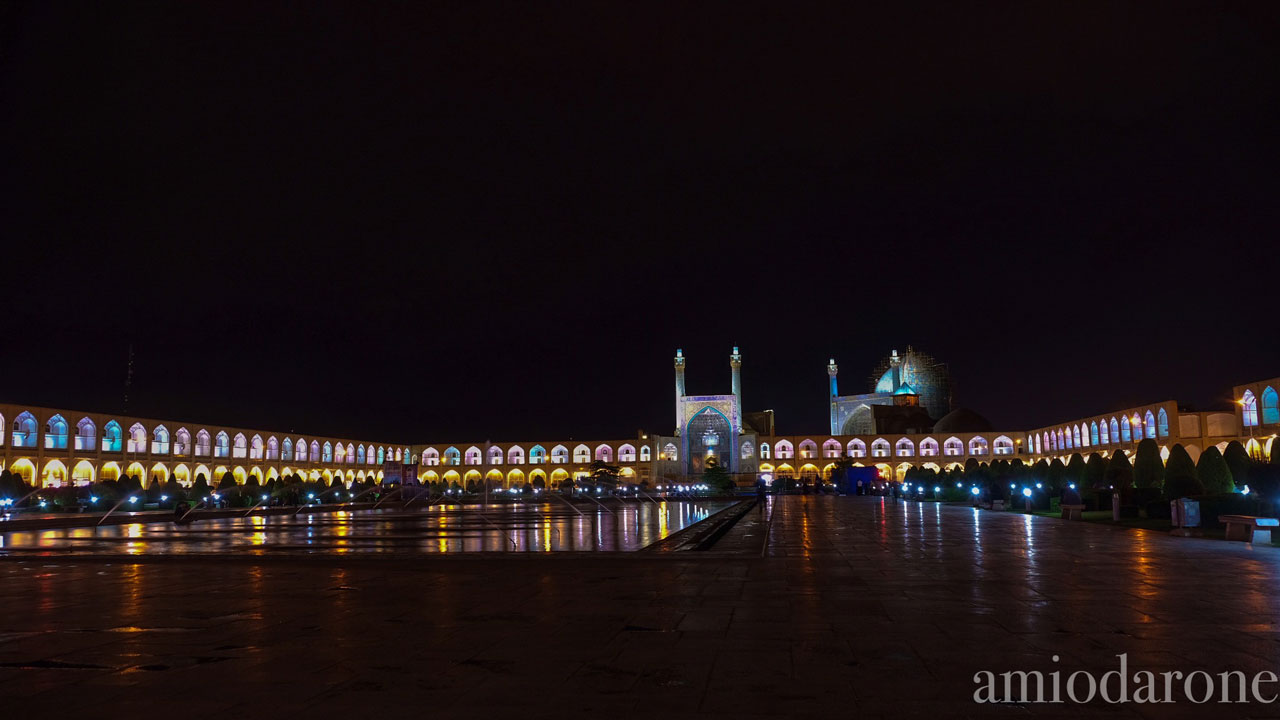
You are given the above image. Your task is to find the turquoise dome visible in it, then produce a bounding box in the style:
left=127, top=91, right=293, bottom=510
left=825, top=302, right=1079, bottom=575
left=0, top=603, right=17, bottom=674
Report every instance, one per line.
left=894, top=383, right=918, bottom=395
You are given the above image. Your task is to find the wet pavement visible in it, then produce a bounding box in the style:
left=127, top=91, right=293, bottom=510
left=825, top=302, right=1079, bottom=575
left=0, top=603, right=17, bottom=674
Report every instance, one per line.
left=2, top=496, right=1279, bottom=718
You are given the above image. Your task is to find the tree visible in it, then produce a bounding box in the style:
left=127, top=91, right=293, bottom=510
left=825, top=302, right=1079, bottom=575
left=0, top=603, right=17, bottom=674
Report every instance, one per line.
left=1045, top=458, right=1066, bottom=493
left=703, top=464, right=735, bottom=494
left=1223, top=441, right=1255, bottom=491
left=1132, top=439, right=1163, bottom=490
left=1085, top=453, right=1107, bottom=489
left=1104, top=451, right=1134, bottom=493
left=1163, top=444, right=1204, bottom=499
left=1196, top=446, right=1234, bottom=495
left=218, top=472, right=236, bottom=490
left=589, top=459, right=620, bottom=488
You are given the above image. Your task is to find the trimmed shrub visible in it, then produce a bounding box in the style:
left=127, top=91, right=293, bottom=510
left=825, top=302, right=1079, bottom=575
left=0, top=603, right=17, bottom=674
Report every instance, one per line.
left=1104, top=451, right=1134, bottom=493
left=1133, top=439, right=1163, bottom=490
left=1223, top=441, right=1254, bottom=491
left=1195, top=446, right=1234, bottom=495
left=1163, top=444, right=1204, bottom=499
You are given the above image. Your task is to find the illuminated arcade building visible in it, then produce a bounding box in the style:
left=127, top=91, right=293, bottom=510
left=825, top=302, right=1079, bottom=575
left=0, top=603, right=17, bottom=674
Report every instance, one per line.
left=0, top=403, right=411, bottom=489
left=1, top=355, right=1275, bottom=490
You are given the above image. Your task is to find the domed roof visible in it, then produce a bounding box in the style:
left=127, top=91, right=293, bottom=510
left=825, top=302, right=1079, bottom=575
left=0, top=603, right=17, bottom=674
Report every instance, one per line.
left=894, top=383, right=918, bottom=395
left=875, top=367, right=896, bottom=393
left=933, top=407, right=993, bottom=433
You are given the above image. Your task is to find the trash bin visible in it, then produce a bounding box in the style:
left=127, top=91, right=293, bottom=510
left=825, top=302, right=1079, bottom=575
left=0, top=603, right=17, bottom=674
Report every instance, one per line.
left=1171, top=498, right=1201, bottom=528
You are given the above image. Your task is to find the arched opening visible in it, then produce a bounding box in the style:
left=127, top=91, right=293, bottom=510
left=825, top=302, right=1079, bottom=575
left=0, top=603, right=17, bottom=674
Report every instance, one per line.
left=1262, top=387, right=1279, bottom=425
left=127, top=423, right=147, bottom=452
left=100, top=461, right=121, bottom=482
left=40, top=459, right=68, bottom=488
left=8, top=459, right=35, bottom=484
left=44, top=414, right=68, bottom=450
left=507, top=468, right=525, bottom=487
left=173, top=464, right=191, bottom=486
left=75, top=417, right=97, bottom=450
left=125, top=461, right=145, bottom=482
left=11, top=412, right=37, bottom=448
left=71, top=460, right=95, bottom=485
left=150, top=462, right=169, bottom=486
left=1242, top=390, right=1259, bottom=427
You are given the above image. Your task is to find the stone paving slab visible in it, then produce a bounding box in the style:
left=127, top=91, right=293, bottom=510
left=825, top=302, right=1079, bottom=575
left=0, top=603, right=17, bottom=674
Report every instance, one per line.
left=2, top=496, right=1279, bottom=718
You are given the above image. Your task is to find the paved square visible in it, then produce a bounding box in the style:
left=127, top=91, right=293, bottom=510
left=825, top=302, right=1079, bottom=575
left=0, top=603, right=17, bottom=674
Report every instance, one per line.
left=2, top=496, right=1278, bottom=718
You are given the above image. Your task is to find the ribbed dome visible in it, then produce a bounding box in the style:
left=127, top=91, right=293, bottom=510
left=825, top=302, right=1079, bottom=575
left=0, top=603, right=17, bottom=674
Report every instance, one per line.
left=933, top=407, right=993, bottom=433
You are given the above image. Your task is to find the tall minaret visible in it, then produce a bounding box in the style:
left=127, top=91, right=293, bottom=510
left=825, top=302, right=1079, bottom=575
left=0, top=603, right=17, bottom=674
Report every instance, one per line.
left=674, top=349, right=686, bottom=434
left=828, top=358, right=839, bottom=434
left=730, top=346, right=743, bottom=433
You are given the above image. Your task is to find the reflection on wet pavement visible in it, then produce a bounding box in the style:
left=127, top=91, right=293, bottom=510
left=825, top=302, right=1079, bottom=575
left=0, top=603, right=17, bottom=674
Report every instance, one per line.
left=0, top=500, right=733, bottom=555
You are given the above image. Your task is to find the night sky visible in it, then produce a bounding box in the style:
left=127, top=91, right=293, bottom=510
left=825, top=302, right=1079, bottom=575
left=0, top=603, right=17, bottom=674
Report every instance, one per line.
left=2, top=2, right=1277, bottom=444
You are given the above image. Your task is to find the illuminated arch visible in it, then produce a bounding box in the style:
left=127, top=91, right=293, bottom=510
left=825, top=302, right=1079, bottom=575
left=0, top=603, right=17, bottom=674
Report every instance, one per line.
left=335, top=442, right=346, bottom=463
left=71, top=460, right=95, bottom=485
left=797, top=439, right=818, bottom=459
left=1144, top=410, right=1157, bottom=439
left=488, top=446, right=504, bottom=464
left=173, top=464, right=191, bottom=486
left=775, top=463, right=794, bottom=478
left=821, top=463, right=836, bottom=480
left=464, top=446, right=482, bottom=465
left=98, top=461, right=121, bottom=482
left=214, top=431, right=230, bottom=458
left=798, top=463, right=819, bottom=479
left=895, top=437, right=914, bottom=457
left=759, top=442, right=771, bottom=460
left=421, top=469, right=439, bottom=484
left=661, top=443, right=678, bottom=461
left=44, top=413, right=68, bottom=450
left=1243, top=390, right=1259, bottom=427
left=870, top=438, right=890, bottom=457
left=640, top=445, right=651, bottom=462
left=101, top=420, right=123, bottom=452
left=993, top=436, right=1014, bottom=456
left=550, top=468, right=570, bottom=486
left=248, top=466, right=263, bottom=484
left=322, top=442, right=333, bottom=463
left=873, top=463, right=892, bottom=480
left=774, top=440, right=794, bottom=459
left=321, top=469, right=334, bottom=483
left=822, top=438, right=841, bottom=458
left=11, top=411, right=37, bottom=447
left=758, top=463, right=775, bottom=473
left=75, top=417, right=96, bottom=451
left=921, top=462, right=941, bottom=473
left=740, top=441, right=754, bottom=460
left=310, top=440, right=320, bottom=462
left=443, top=447, right=460, bottom=465
left=125, top=461, right=145, bottom=481
left=1263, top=387, right=1280, bottom=425
left=573, top=444, right=591, bottom=463
left=193, top=464, right=211, bottom=484
left=943, top=437, right=963, bottom=456
left=345, top=443, right=355, bottom=464
left=265, top=436, right=279, bottom=460
left=1090, top=421, right=1100, bottom=445
left=1120, top=416, right=1131, bottom=442
left=529, top=468, right=547, bottom=486
left=8, top=458, right=35, bottom=483
left=377, top=446, right=386, bottom=464
left=895, top=462, right=913, bottom=482
left=40, top=459, right=68, bottom=488
left=174, top=427, right=191, bottom=455
left=124, top=420, right=144, bottom=448
left=968, top=436, right=989, bottom=456
left=442, top=469, right=461, bottom=486
left=507, top=468, right=525, bottom=486
left=266, top=467, right=280, bottom=482
left=463, top=469, right=482, bottom=485
left=619, top=466, right=636, bottom=479
left=919, top=437, right=938, bottom=456
left=150, top=462, right=170, bottom=485
left=1247, top=438, right=1263, bottom=460
left=595, top=444, right=613, bottom=462
left=618, top=444, right=636, bottom=462
left=1109, top=417, right=1120, bottom=444
left=549, top=445, right=567, bottom=463
left=847, top=439, right=866, bottom=458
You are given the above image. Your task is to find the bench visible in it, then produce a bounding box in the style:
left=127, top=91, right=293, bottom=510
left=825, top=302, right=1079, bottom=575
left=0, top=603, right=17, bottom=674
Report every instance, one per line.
left=1060, top=504, right=1085, bottom=521
left=1220, top=515, right=1279, bottom=544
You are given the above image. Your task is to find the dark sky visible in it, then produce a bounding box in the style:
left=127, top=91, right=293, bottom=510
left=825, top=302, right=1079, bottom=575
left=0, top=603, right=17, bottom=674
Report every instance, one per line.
left=2, top=2, right=1277, bottom=443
